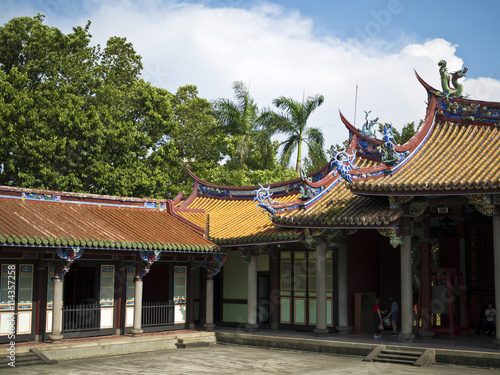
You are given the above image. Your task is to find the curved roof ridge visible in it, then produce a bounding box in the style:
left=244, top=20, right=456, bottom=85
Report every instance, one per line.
left=415, top=70, right=500, bottom=125
left=348, top=71, right=500, bottom=195
left=186, top=166, right=300, bottom=191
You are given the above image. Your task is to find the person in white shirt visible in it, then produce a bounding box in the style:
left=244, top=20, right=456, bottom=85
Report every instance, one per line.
left=485, top=303, right=496, bottom=336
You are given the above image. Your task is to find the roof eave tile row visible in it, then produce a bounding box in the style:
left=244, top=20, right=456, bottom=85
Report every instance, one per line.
left=0, top=191, right=220, bottom=253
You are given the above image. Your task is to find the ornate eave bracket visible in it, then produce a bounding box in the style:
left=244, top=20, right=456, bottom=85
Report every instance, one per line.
left=139, top=250, right=162, bottom=278
left=377, top=227, right=404, bottom=248
left=195, top=254, right=228, bottom=277
left=468, top=194, right=500, bottom=216
left=388, top=195, right=414, bottom=210
left=409, top=199, right=428, bottom=222
left=56, top=247, right=84, bottom=276
left=302, top=228, right=341, bottom=249
left=239, top=248, right=252, bottom=263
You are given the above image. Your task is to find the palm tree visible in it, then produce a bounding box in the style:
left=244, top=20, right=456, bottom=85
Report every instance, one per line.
left=212, top=81, right=274, bottom=169
left=271, top=94, right=326, bottom=173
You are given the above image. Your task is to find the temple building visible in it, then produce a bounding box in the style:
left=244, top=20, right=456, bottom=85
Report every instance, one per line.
left=1, top=62, right=499, bottom=348
left=0, top=186, right=225, bottom=343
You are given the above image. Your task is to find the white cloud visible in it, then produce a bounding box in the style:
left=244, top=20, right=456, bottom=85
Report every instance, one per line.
left=4, top=1, right=499, bottom=153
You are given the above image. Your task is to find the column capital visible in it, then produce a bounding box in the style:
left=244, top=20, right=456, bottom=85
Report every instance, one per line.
left=376, top=227, right=404, bottom=248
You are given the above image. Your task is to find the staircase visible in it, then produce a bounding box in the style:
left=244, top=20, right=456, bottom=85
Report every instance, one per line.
left=0, top=348, right=57, bottom=369
left=364, top=346, right=435, bottom=366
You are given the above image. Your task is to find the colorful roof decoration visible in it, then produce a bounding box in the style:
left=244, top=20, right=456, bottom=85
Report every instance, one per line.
left=269, top=60, right=496, bottom=229
left=177, top=169, right=307, bottom=246
left=269, top=140, right=402, bottom=228
left=349, top=71, right=500, bottom=195
left=0, top=186, right=219, bottom=253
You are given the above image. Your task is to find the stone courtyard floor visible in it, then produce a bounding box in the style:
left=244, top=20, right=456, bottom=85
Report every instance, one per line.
left=6, top=343, right=500, bottom=375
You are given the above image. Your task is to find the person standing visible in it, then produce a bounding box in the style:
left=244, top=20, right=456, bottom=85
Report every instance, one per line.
left=373, top=297, right=382, bottom=339
left=485, top=303, right=496, bottom=336
left=387, top=295, right=399, bottom=336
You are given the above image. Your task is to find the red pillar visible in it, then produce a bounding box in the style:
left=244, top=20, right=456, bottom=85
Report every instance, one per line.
left=35, top=255, right=44, bottom=341
left=200, top=267, right=207, bottom=325
left=269, top=251, right=280, bottom=330
left=420, top=214, right=433, bottom=336
left=188, top=261, right=195, bottom=329
left=115, top=258, right=125, bottom=335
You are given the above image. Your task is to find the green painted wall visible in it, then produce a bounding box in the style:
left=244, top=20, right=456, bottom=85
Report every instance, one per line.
left=223, top=251, right=247, bottom=299
left=223, top=303, right=248, bottom=323
left=257, top=254, right=269, bottom=271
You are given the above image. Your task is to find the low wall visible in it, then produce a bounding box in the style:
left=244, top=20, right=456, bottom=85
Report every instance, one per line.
left=215, top=332, right=375, bottom=357
left=35, top=332, right=216, bottom=361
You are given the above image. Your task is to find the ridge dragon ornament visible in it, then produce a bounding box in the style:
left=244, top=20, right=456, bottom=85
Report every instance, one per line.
left=438, top=60, right=468, bottom=98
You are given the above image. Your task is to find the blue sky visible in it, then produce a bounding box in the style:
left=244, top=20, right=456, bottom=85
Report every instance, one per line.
left=2, top=0, right=500, bottom=152
left=269, top=0, right=500, bottom=80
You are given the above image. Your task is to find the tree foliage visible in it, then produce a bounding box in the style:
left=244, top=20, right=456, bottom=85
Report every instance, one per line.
left=195, top=140, right=297, bottom=187
left=0, top=14, right=180, bottom=198
left=270, top=94, right=326, bottom=173
left=212, top=81, right=275, bottom=171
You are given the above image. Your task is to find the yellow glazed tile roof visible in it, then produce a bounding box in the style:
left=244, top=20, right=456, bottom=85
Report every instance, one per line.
left=272, top=157, right=402, bottom=228
left=350, top=120, right=500, bottom=193
left=0, top=186, right=218, bottom=252
left=175, top=211, right=207, bottom=231
left=184, top=194, right=302, bottom=245
left=349, top=73, right=500, bottom=195
left=177, top=169, right=315, bottom=245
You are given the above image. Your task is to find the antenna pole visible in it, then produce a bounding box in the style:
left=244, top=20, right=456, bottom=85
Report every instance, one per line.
left=354, top=81, right=358, bottom=126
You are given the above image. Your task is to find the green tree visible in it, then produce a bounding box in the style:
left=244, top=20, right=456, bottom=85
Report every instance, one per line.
left=168, top=85, right=226, bottom=195
left=212, top=81, right=274, bottom=170
left=197, top=141, right=298, bottom=187
left=270, top=94, right=326, bottom=173
left=0, top=15, right=178, bottom=198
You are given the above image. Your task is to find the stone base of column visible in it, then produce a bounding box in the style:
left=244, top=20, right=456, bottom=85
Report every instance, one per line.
left=493, top=338, right=500, bottom=349
left=418, top=330, right=435, bottom=340
left=48, top=334, right=63, bottom=344
left=130, top=329, right=143, bottom=337
left=270, top=322, right=278, bottom=330
left=397, top=333, right=414, bottom=343
left=245, top=323, right=259, bottom=332
left=188, top=323, right=195, bottom=330
left=313, top=328, right=329, bottom=337
left=336, top=325, right=353, bottom=334
left=204, top=323, right=215, bottom=331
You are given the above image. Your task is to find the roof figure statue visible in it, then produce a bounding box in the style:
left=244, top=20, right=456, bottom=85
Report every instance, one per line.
left=438, top=60, right=468, bottom=98
left=361, top=110, right=378, bottom=138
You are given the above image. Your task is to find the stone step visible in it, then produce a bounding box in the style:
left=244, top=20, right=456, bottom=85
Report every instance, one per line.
left=374, top=348, right=427, bottom=366
left=0, top=352, right=44, bottom=368
left=374, top=357, right=416, bottom=366
left=377, top=353, right=421, bottom=362
left=175, top=337, right=211, bottom=349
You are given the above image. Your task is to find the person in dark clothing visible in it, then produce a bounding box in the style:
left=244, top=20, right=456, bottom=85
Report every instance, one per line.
left=388, top=295, right=399, bottom=336
left=374, top=297, right=382, bottom=338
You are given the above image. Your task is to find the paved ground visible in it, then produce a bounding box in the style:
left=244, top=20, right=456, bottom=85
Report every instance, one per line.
left=6, top=344, right=500, bottom=375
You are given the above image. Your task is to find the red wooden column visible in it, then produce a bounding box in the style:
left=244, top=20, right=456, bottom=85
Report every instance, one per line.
left=419, top=213, right=434, bottom=339
left=188, top=261, right=195, bottom=329
left=115, top=258, right=125, bottom=335
left=269, top=251, right=280, bottom=330
left=35, top=255, right=44, bottom=341
left=200, top=267, right=207, bottom=326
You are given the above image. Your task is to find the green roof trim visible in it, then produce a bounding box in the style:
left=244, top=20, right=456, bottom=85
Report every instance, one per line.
left=0, top=233, right=218, bottom=253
